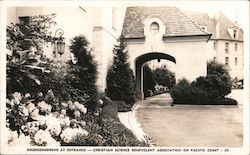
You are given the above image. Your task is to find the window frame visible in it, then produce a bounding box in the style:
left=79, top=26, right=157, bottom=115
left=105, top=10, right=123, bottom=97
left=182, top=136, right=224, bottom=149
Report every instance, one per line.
left=225, top=57, right=229, bottom=66
left=225, top=42, right=229, bottom=53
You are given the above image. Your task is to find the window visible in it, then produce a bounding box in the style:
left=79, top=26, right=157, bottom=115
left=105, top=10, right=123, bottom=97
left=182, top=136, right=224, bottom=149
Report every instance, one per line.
left=225, top=57, right=229, bottom=66
left=150, top=22, right=160, bottom=34
left=225, top=43, right=229, bottom=53
left=233, top=29, right=237, bottom=38
left=235, top=43, right=238, bottom=51
left=19, top=16, right=31, bottom=50
left=213, top=42, right=216, bottom=50
left=235, top=57, right=238, bottom=66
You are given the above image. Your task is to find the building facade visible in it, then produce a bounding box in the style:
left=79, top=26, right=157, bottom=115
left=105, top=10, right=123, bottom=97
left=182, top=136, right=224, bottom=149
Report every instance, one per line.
left=7, top=6, right=243, bottom=98
left=184, top=10, right=244, bottom=80
left=121, top=7, right=211, bottom=98
left=7, top=6, right=126, bottom=92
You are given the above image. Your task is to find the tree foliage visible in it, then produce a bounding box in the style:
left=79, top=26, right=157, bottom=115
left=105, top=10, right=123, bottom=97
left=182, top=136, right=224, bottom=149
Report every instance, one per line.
left=6, top=14, right=56, bottom=96
left=195, top=60, right=232, bottom=100
left=69, top=35, right=98, bottom=113
left=170, top=60, right=233, bottom=104
left=153, top=67, right=175, bottom=89
left=143, top=64, right=155, bottom=97
left=106, top=36, right=136, bottom=107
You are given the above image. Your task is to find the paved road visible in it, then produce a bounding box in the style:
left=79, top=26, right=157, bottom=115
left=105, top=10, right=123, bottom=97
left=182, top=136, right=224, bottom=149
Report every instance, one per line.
left=135, top=90, right=243, bottom=147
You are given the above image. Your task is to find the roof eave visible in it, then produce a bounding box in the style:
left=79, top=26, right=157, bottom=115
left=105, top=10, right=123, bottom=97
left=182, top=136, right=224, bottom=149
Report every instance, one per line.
left=163, top=34, right=212, bottom=42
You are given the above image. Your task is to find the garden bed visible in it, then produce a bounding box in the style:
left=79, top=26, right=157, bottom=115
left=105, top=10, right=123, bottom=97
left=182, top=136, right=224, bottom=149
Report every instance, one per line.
left=173, top=98, right=238, bottom=105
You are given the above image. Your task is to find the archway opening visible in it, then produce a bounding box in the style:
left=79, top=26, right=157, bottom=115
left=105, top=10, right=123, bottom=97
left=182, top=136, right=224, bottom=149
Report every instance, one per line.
left=135, top=52, right=176, bottom=99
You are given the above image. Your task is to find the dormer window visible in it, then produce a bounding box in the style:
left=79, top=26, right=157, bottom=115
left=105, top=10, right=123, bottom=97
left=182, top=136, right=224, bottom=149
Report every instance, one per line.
left=150, top=22, right=160, bottom=34
left=233, top=29, right=237, bottom=38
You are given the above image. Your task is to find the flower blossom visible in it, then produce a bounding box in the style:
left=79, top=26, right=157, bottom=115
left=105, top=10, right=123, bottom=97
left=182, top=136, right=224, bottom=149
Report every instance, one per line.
left=25, top=93, right=31, bottom=98
left=37, top=101, right=52, bottom=112
left=60, top=127, right=88, bottom=143
left=19, top=106, right=29, bottom=117
left=29, top=121, right=39, bottom=135
left=13, top=92, right=22, bottom=104
left=74, top=101, right=87, bottom=114
left=61, top=109, right=67, bottom=115
left=8, top=129, right=31, bottom=146
left=74, top=110, right=81, bottom=118
left=45, top=116, right=61, bottom=136
left=34, top=130, right=53, bottom=146
left=27, top=103, right=36, bottom=113
left=99, top=99, right=104, bottom=105
left=58, top=116, right=70, bottom=128
left=61, top=102, right=68, bottom=108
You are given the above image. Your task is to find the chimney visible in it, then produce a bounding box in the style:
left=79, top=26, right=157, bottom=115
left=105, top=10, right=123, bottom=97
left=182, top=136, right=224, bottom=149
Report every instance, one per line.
left=215, top=11, right=220, bottom=38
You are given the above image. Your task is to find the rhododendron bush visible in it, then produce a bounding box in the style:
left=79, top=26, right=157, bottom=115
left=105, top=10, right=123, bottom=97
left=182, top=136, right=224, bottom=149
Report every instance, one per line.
left=6, top=91, right=89, bottom=146
left=6, top=14, right=148, bottom=147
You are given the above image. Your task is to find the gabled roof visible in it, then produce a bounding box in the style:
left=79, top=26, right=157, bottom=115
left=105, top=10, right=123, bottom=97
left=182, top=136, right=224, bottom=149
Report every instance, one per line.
left=181, top=10, right=217, bottom=39
left=122, top=7, right=210, bottom=39
left=216, top=12, right=243, bottom=41
left=183, top=10, right=243, bottom=41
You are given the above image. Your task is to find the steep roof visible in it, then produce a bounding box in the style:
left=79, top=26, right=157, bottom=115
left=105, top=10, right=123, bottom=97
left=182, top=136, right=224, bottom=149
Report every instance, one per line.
left=217, top=12, right=243, bottom=41
left=122, top=7, right=210, bottom=39
left=183, top=10, right=243, bottom=41
left=181, top=10, right=217, bottom=39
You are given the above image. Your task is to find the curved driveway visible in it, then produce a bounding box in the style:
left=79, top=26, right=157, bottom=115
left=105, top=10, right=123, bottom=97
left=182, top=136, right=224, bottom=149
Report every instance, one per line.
left=134, top=90, right=243, bottom=147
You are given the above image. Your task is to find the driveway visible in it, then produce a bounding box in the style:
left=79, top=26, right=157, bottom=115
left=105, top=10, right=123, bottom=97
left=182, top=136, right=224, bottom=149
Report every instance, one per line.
left=134, top=90, right=243, bottom=147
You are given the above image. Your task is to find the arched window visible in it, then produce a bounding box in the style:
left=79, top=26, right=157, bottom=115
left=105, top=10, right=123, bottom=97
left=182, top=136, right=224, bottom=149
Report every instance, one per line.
left=150, top=22, right=160, bottom=34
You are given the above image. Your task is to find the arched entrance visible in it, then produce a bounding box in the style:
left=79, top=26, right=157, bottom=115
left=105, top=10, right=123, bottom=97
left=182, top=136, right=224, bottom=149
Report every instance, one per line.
left=135, top=52, right=176, bottom=99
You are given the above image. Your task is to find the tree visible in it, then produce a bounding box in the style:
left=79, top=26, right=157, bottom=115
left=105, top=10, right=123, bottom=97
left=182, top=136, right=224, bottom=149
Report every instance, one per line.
left=195, top=60, right=232, bottom=100
left=143, top=64, right=155, bottom=97
left=153, top=67, right=176, bottom=89
left=69, top=35, right=98, bottom=113
left=106, top=36, right=136, bottom=107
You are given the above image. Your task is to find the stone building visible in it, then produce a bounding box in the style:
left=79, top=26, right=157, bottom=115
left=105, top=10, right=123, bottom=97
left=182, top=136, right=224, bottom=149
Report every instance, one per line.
left=183, top=10, right=244, bottom=80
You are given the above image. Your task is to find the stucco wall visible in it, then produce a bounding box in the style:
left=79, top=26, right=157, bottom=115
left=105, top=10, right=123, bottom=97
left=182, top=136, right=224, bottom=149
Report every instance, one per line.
left=7, top=6, right=127, bottom=92
left=216, top=40, right=243, bottom=79
left=126, top=37, right=208, bottom=82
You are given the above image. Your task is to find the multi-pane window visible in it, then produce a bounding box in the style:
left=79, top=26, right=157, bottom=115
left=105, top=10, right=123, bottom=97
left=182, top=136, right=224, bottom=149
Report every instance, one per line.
left=235, top=43, right=238, bottom=51
left=225, top=43, right=229, bottom=53
left=225, top=57, right=229, bottom=66
left=235, top=57, right=238, bottom=66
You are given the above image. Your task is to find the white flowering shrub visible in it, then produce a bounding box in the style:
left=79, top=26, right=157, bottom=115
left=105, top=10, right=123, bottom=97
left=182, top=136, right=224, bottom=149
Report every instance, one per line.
left=6, top=91, right=90, bottom=146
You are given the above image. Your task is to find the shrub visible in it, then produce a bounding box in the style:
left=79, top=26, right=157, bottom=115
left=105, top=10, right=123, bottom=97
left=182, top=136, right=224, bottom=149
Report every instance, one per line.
left=6, top=14, right=56, bottom=96
left=143, top=64, right=156, bottom=97
left=67, top=117, right=148, bottom=146
left=69, top=35, right=98, bottom=113
left=6, top=91, right=89, bottom=146
left=195, top=60, right=232, bottom=100
left=106, top=36, right=136, bottom=109
left=170, top=61, right=233, bottom=104
left=114, top=100, right=132, bottom=112
left=63, top=95, right=148, bottom=146
left=153, top=67, right=175, bottom=90
left=99, top=96, right=118, bottom=120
